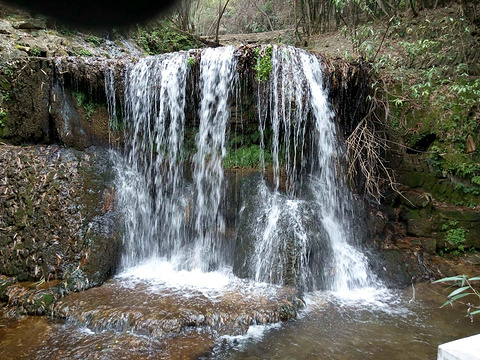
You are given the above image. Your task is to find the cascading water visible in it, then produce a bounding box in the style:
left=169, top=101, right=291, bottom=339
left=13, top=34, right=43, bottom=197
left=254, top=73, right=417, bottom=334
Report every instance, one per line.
left=244, top=46, right=376, bottom=292
left=106, top=45, right=377, bottom=293
left=192, top=46, right=237, bottom=271
left=111, top=52, right=190, bottom=269
left=108, top=48, right=238, bottom=277
left=299, top=50, right=373, bottom=292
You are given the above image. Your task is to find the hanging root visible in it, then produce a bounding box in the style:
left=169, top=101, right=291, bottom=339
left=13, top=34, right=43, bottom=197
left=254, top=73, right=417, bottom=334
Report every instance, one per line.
left=345, top=98, right=401, bottom=204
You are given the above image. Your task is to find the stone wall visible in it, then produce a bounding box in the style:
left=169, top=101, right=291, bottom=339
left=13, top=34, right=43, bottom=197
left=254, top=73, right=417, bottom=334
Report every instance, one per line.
left=367, top=152, right=480, bottom=286
left=0, top=144, right=120, bottom=288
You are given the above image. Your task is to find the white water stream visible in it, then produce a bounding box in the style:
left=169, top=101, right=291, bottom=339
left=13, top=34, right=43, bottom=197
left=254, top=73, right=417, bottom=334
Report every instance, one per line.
left=105, top=45, right=379, bottom=296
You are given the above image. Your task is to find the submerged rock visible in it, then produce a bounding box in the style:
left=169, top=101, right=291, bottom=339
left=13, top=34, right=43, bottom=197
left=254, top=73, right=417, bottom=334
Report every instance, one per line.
left=54, top=279, right=303, bottom=337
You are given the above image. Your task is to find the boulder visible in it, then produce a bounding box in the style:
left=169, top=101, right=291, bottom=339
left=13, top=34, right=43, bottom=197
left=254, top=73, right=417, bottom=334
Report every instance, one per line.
left=14, top=18, right=47, bottom=30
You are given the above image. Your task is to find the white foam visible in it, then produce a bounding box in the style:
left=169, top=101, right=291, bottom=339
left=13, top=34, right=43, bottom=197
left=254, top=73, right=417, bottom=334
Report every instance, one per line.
left=116, top=257, right=234, bottom=291
left=78, top=327, right=96, bottom=335
left=302, top=287, right=412, bottom=317
left=220, top=323, right=282, bottom=350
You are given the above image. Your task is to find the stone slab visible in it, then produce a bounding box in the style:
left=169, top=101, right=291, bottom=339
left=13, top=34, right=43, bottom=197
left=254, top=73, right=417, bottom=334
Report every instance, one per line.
left=438, top=334, right=480, bottom=360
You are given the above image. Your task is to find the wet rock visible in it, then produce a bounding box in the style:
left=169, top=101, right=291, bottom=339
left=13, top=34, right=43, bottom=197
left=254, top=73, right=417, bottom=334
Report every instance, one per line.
left=419, top=238, right=437, bottom=255
left=232, top=172, right=331, bottom=290
left=4, top=59, right=53, bottom=143
left=14, top=18, right=47, bottom=30
left=5, top=284, right=63, bottom=315
left=0, top=275, right=17, bottom=299
left=49, top=81, right=91, bottom=149
left=374, top=249, right=424, bottom=287
left=407, top=218, right=432, bottom=237
left=0, top=144, right=120, bottom=288
left=54, top=279, right=303, bottom=338
left=437, top=207, right=480, bottom=222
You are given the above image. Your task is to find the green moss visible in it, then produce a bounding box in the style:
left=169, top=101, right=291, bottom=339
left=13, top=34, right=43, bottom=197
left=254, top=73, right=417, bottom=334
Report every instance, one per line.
left=402, top=171, right=425, bottom=188
left=136, top=23, right=203, bottom=55
left=72, top=91, right=96, bottom=119
left=79, top=49, right=93, bottom=56
left=85, top=35, right=102, bottom=47
left=223, top=145, right=273, bottom=169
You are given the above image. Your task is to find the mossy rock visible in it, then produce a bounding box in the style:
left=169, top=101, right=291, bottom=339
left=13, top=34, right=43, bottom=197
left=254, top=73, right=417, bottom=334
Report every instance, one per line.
left=437, top=208, right=480, bottom=222
left=401, top=171, right=425, bottom=188
left=420, top=238, right=437, bottom=254
left=0, top=275, right=17, bottom=300
left=401, top=191, right=432, bottom=208
left=407, top=219, right=432, bottom=237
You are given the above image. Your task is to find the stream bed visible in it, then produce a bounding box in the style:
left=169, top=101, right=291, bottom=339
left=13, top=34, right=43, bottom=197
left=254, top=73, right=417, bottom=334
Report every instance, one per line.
left=1, top=283, right=479, bottom=359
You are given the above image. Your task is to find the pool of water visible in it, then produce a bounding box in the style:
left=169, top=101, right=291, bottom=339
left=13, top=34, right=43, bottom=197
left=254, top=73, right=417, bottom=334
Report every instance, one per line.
left=1, top=283, right=478, bottom=359
left=208, top=284, right=480, bottom=360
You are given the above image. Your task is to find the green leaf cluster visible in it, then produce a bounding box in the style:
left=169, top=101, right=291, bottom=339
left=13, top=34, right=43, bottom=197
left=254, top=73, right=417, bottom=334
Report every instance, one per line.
left=254, top=45, right=273, bottom=82
left=85, top=35, right=102, bottom=47
left=434, top=275, right=480, bottom=321
left=186, top=56, right=196, bottom=67
left=441, top=221, right=468, bottom=254
left=73, top=91, right=96, bottom=120
left=30, top=47, right=41, bottom=57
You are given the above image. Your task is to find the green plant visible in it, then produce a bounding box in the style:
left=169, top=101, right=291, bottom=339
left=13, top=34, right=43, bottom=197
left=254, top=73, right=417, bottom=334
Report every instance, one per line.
left=187, top=56, right=196, bottom=67
left=471, top=176, right=480, bottom=186
left=223, top=145, right=273, bottom=169
left=57, top=26, right=77, bottom=36
left=434, top=275, right=480, bottom=321
left=401, top=39, right=441, bottom=62
left=254, top=45, right=273, bottom=82
left=85, top=35, right=102, bottom=47
left=442, top=221, right=468, bottom=254
left=79, top=49, right=93, bottom=56
left=30, top=47, right=41, bottom=57
left=136, top=24, right=202, bottom=55
left=73, top=91, right=96, bottom=119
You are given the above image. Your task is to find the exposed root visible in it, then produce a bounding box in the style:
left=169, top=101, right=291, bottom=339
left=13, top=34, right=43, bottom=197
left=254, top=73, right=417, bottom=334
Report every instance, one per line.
left=346, top=96, right=401, bottom=203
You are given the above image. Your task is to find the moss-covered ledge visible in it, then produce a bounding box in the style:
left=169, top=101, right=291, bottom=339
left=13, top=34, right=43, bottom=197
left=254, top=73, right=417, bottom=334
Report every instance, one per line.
left=1, top=46, right=370, bottom=149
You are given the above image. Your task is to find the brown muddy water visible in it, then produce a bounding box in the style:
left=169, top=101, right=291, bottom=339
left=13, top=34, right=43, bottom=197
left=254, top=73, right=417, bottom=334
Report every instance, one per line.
left=0, top=284, right=479, bottom=360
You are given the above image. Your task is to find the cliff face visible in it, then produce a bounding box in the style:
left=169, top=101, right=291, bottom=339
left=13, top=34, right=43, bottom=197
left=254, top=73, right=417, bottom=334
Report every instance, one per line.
left=1, top=46, right=371, bottom=148
left=0, top=45, right=371, bottom=296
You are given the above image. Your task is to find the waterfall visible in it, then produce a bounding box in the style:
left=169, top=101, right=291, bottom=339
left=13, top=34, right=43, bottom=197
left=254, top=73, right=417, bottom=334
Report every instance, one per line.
left=111, top=52, right=190, bottom=269
left=299, top=50, right=372, bottom=291
left=105, top=46, right=377, bottom=292
left=246, top=46, right=375, bottom=292
left=192, top=46, right=237, bottom=271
